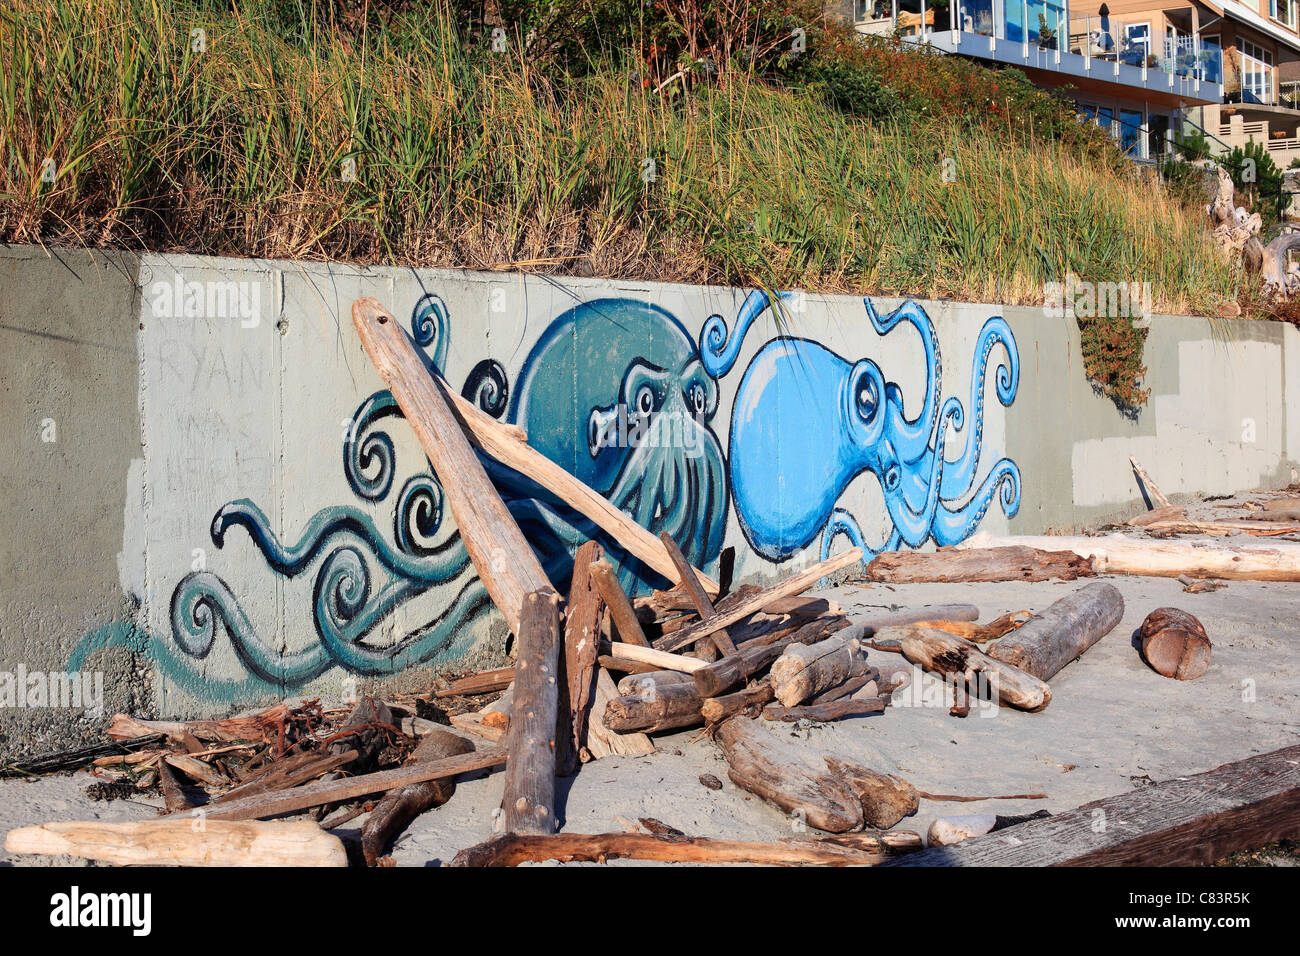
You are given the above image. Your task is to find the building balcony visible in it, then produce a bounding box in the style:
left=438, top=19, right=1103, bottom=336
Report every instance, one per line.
left=853, top=1, right=1222, bottom=105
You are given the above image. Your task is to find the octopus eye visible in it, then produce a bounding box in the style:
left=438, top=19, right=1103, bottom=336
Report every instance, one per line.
left=689, top=382, right=706, bottom=415
left=856, top=377, right=879, bottom=423
left=636, top=385, right=655, bottom=416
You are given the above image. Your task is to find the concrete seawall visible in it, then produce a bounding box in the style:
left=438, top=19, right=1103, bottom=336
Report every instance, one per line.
left=2, top=245, right=1296, bottom=749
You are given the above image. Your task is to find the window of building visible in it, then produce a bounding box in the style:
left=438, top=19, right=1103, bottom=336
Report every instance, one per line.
left=1239, top=38, right=1275, bottom=103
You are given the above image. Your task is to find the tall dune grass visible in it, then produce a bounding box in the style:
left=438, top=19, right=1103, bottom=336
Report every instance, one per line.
left=0, top=0, right=1240, bottom=317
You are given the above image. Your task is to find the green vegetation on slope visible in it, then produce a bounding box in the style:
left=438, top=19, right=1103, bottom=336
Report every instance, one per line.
left=0, top=0, right=1245, bottom=406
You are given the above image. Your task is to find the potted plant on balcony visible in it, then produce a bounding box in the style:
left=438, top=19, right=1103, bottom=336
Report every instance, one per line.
left=1036, top=12, right=1057, bottom=50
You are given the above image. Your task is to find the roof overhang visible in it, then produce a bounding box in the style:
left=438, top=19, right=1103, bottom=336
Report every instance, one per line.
left=1217, top=0, right=1300, bottom=54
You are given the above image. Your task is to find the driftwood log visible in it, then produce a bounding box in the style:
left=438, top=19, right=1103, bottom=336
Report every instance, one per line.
left=897, top=628, right=1052, bottom=711
left=960, top=532, right=1300, bottom=582
left=864, top=546, right=1094, bottom=583
left=434, top=667, right=515, bottom=698
left=451, top=831, right=882, bottom=866
left=716, top=717, right=863, bottom=832
left=602, top=682, right=704, bottom=733
left=984, top=582, right=1124, bottom=681
left=701, top=679, right=775, bottom=724
left=501, top=590, right=562, bottom=834
left=360, top=728, right=474, bottom=865
left=4, top=820, right=348, bottom=867
left=352, top=297, right=555, bottom=634
left=769, top=634, right=872, bottom=706
left=762, top=697, right=886, bottom=723
left=1137, top=607, right=1212, bottom=680
left=824, top=758, right=920, bottom=828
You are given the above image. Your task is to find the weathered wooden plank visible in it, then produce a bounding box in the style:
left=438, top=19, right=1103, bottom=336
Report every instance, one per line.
left=887, top=744, right=1300, bottom=866
left=352, top=297, right=554, bottom=635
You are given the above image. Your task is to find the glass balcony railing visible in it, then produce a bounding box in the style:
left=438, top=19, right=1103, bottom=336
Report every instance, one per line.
left=853, top=3, right=1222, bottom=87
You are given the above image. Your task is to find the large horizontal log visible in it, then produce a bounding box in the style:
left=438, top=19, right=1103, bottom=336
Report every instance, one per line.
left=602, top=683, right=704, bottom=733
left=984, top=582, right=1124, bottom=681
left=864, top=546, right=1094, bottom=583
left=888, top=743, right=1300, bottom=866
left=959, top=532, right=1300, bottom=581
left=451, top=831, right=882, bottom=866
left=4, top=819, right=347, bottom=867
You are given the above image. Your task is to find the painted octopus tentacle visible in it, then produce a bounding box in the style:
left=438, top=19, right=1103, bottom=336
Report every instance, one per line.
left=865, top=298, right=940, bottom=465
left=883, top=398, right=961, bottom=546
left=940, top=316, right=1020, bottom=500
left=700, top=290, right=793, bottom=378
left=932, top=458, right=1021, bottom=546
left=821, top=507, right=870, bottom=562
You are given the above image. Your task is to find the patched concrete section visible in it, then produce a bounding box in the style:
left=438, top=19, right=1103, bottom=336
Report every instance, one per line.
left=0, top=247, right=146, bottom=761
left=1, top=246, right=1297, bottom=740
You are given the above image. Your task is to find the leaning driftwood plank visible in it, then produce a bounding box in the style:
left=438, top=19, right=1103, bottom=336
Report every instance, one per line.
left=660, top=531, right=737, bottom=658
left=502, top=590, right=562, bottom=834
left=897, top=628, right=1052, bottom=711
left=590, top=560, right=652, bottom=647
left=887, top=743, right=1300, bottom=866
left=655, top=548, right=864, bottom=653
left=1129, top=455, right=1173, bottom=508
left=428, top=364, right=717, bottom=596
left=959, top=532, right=1300, bottom=581
left=353, top=297, right=554, bottom=635
left=716, top=716, right=863, bottom=833
left=177, top=748, right=507, bottom=821
left=864, top=546, right=1095, bottom=583
left=4, top=819, right=348, bottom=867
left=451, top=831, right=882, bottom=866
left=361, top=728, right=474, bottom=866
left=984, top=582, right=1124, bottom=681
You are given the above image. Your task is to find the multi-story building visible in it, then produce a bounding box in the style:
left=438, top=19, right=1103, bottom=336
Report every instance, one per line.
left=838, top=0, right=1300, bottom=167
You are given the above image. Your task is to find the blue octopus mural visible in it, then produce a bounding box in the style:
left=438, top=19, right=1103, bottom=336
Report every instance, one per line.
left=69, top=287, right=1020, bottom=699
left=701, top=292, right=1021, bottom=563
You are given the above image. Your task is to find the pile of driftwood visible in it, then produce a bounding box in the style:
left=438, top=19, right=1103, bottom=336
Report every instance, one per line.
left=0, top=301, right=1262, bottom=867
